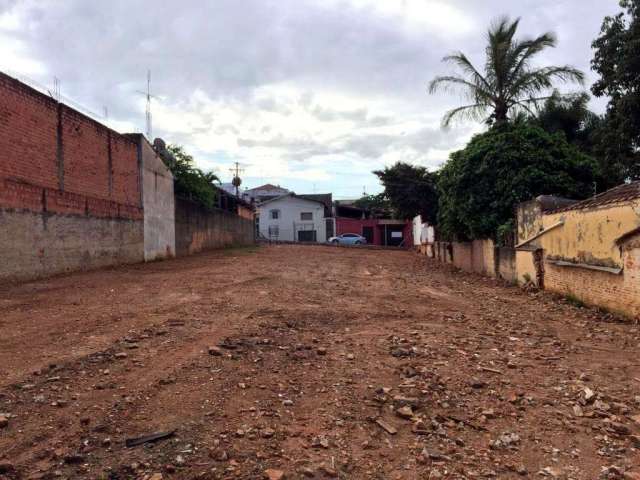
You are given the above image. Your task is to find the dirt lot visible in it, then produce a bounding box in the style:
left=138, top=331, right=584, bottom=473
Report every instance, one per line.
left=1, top=245, right=640, bottom=480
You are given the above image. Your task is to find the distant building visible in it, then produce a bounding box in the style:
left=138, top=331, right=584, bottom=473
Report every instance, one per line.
left=334, top=200, right=411, bottom=247
left=257, top=193, right=334, bottom=243
left=244, top=184, right=290, bottom=203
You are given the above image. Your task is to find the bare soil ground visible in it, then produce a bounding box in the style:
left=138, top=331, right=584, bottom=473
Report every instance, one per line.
left=1, top=245, right=640, bottom=480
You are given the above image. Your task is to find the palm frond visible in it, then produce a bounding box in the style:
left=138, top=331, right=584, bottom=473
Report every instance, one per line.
left=441, top=52, right=492, bottom=92
left=428, top=75, right=494, bottom=103
left=505, top=32, right=557, bottom=83
left=441, top=103, right=490, bottom=128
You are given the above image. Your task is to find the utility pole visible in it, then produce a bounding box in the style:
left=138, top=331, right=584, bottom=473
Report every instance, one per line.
left=229, top=161, right=245, bottom=197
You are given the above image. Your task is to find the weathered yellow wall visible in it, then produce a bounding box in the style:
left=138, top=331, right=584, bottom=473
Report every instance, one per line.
left=540, top=199, right=640, bottom=268
left=517, top=200, right=543, bottom=243
left=515, top=249, right=537, bottom=285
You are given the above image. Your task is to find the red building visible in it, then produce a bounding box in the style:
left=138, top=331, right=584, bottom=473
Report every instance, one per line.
left=335, top=217, right=412, bottom=247
left=333, top=201, right=412, bottom=247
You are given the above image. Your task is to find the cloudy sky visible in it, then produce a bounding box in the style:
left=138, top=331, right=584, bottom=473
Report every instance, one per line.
left=0, top=0, right=620, bottom=198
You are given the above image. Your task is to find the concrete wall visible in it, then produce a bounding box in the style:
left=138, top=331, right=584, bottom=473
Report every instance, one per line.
left=0, top=72, right=144, bottom=282
left=0, top=208, right=143, bottom=283
left=258, top=195, right=327, bottom=242
left=175, top=198, right=255, bottom=256
left=135, top=136, right=176, bottom=260
left=430, top=239, right=517, bottom=283
left=496, top=246, right=516, bottom=282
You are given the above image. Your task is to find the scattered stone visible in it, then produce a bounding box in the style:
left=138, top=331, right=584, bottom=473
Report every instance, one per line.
left=317, top=465, right=338, bottom=477
left=63, top=453, right=85, bottom=464
left=0, top=415, right=8, bottom=429
left=264, top=468, right=285, bottom=480
left=395, top=406, right=413, bottom=420
left=262, top=428, right=276, bottom=439
left=316, top=347, right=327, bottom=356
left=539, top=466, right=562, bottom=478
left=149, top=474, right=163, bottom=480
left=283, top=399, right=294, bottom=406
left=115, top=352, right=128, bottom=359
left=491, top=432, right=520, bottom=450
left=346, top=353, right=355, bottom=360
left=608, top=421, right=630, bottom=435
left=208, top=346, right=223, bottom=356
left=311, top=435, right=330, bottom=448
left=470, top=379, right=487, bottom=389
left=390, top=347, right=412, bottom=358
left=573, top=404, right=584, bottom=417
left=392, top=395, right=420, bottom=409
left=376, top=419, right=397, bottom=435
left=584, top=387, right=596, bottom=404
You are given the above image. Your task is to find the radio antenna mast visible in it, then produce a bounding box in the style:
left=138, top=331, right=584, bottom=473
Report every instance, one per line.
left=136, top=70, right=158, bottom=139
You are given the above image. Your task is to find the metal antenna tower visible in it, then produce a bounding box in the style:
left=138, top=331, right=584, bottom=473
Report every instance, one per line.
left=136, top=70, right=158, bottom=139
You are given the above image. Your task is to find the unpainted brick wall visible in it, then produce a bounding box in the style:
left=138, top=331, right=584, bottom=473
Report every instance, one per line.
left=0, top=72, right=141, bottom=215
left=544, top=247, right=640, bottom=318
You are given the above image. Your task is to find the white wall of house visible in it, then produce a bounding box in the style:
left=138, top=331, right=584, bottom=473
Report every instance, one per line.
left=257, top=196, right=327, bottom=242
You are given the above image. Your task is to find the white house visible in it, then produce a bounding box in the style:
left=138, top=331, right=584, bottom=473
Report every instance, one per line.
left=257, top=193, right=332, bottom=242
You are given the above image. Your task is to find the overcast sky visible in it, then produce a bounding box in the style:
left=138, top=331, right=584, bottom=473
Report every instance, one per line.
left=0, top=0, right=621, bottom=198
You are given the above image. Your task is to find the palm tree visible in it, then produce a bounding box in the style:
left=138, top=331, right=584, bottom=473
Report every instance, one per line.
left=429, top=17, right=585, bottom=127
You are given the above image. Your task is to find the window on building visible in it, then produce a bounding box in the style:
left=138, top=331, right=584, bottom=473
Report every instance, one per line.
left=268, top=225, right=279, bottom=237
left=270, top=209, right=280, bottom=220
left=300, top=212, right=313, bottom=221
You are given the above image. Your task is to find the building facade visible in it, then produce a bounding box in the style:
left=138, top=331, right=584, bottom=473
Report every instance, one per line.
left=257, top=194, right=331, bottom=242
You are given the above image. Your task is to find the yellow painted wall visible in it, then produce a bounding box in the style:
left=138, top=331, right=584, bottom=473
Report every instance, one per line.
left=540, top=199, right=640, bottom=268
left=515, top=249, right=537, bottom=285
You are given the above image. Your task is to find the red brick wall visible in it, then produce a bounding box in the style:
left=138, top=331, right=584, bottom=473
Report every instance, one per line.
left=62, top=107, right=111, bottom=200
left=0, top=74, right=59, bottom=190
left=111, top=134, right=140, bottom=206
left=0, top=72, right=141, bottom=218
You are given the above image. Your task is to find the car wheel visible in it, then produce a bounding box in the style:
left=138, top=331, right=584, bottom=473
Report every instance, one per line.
left=332, top=239, right=339, bottom=244
left=354, top=240, right=362, bottom=245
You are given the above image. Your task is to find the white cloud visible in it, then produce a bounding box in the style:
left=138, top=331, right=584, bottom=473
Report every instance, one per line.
left=0, top=0, right=619, bottom=197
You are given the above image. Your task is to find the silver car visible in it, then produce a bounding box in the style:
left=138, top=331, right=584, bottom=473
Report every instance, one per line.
left=328, top=233, right=367, bottom=245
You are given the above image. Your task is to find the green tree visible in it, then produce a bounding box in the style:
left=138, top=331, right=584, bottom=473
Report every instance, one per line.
left=354, top=193, right=391, bottom=217
left=429, top=16, right=584, bottom=126
left=164, top=145, right=220, bottom=209
left=437, top=123, right=597, bottom=242
left=591, top=0, right=640, bottom=181
left=373, top=162, right=439, bottom=223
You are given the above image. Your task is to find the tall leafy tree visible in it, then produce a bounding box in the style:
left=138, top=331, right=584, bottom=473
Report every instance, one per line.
left=591, top=0, right=640, bottom=181
left=163, top=145, right=221, bottom=209
left=437, top=123, right=597, bottom=242
left=373, top=162, right=439, bottom=223
left=429, top=17, right=584, bottom=126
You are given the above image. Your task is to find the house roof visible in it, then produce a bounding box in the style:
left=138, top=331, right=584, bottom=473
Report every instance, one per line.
left=549, top=181, right=640, bottom=213
left=258, top=192, right=326, bottom=207
left=536, top=195, right=577, bottom=212
left=247, top=183, right=288, bottom=192
left=298, top=193, right=332, bottom=211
